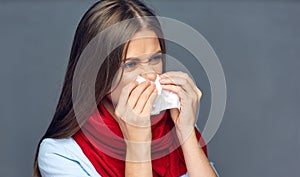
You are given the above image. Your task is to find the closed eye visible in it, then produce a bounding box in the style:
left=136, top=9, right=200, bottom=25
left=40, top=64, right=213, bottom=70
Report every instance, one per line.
left=124, top=60, right=138, bottom=68
left=149, top=54, right=163, bottom=61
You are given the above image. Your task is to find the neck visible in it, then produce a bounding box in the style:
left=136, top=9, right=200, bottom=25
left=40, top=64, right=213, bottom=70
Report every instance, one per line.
left=102, top=96, right=118, bottom=120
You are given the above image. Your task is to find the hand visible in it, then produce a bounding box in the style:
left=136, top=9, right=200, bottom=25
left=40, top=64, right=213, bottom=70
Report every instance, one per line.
left=114, top=77, right=158, bottom=144
left=159, top=71, right=202, bottom=141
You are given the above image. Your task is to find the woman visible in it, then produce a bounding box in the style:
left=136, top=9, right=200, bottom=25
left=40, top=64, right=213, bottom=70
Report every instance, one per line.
left=33, top=0, right=219, bottom=176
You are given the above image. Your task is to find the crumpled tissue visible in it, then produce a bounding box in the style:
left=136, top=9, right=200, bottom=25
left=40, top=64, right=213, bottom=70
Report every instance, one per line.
left=136, top=74, right=181, bottom=115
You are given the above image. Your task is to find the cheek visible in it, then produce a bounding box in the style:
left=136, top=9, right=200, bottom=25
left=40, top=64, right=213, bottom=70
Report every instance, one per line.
left=108, top=70, right=123, bottom=105
left=109, top=71, right=135, bottom=105
left=156, top=63, right=163, bottom=74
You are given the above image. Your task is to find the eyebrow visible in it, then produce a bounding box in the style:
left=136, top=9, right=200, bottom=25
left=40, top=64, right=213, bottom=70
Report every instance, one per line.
left=124, top=50, right=162, bottom=62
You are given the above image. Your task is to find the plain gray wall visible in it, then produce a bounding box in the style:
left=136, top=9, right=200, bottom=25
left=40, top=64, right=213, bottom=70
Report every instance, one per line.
left=0, top=0, right=299, bottom=176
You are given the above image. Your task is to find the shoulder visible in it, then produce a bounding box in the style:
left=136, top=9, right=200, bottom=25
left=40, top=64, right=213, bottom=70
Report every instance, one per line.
left=38, top=137, right=101, bottom=177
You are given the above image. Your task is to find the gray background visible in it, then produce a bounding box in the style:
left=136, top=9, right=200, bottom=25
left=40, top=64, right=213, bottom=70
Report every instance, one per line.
left=0, top=0, right=299, bottom=176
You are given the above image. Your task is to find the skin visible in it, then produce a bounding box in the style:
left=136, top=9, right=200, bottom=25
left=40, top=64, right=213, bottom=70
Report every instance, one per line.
left=102, top=29, right=217, bottom=177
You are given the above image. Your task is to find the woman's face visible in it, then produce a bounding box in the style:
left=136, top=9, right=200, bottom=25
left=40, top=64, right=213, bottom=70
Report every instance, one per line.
left=107, top=30, right=163, bottom=106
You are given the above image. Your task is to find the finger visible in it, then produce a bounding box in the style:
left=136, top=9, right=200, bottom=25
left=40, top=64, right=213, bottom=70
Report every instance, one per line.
left=161, top=71, right=194, bottom=86
left=134, top=82, right=156, bottom=114
left=160, top=84, right=187, bottom=103
left=160, top=77, right=197, bottom=99
left=161, top=72, right=201, bottom=99
left=127, top=80, right=151, bottom=110
left=141, top=86, right=158, bottom=115
left=162, top=84, right=195, bottom=112
left=116, top=79, right=139, bottom=116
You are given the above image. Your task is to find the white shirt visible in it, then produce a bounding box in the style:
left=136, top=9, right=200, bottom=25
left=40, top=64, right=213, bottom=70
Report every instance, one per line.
left=38, top=137, right=219, bottom=177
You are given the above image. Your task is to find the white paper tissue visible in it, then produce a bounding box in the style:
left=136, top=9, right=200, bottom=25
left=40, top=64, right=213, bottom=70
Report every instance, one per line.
left=136, top=74, right=181, bottom=115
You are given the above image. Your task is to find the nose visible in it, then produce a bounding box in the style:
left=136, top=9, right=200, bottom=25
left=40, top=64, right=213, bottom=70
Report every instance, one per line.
left=140, top=72, right=157, bottom=82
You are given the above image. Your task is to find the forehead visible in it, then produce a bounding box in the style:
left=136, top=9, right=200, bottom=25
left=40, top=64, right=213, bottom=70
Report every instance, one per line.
left=124, top=30, right=161, bottom=61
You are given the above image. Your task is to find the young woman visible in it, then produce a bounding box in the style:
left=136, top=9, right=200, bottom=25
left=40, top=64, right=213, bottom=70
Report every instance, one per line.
left=33, top=0, right=219, bottom=176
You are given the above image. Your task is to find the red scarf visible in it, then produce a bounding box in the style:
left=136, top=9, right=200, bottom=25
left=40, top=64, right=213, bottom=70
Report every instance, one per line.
left=73, top=102, right=207, bottom=177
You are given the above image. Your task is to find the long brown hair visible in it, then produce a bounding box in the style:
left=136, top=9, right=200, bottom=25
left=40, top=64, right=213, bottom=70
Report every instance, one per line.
left=32, top=0, right=166, bottom=176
